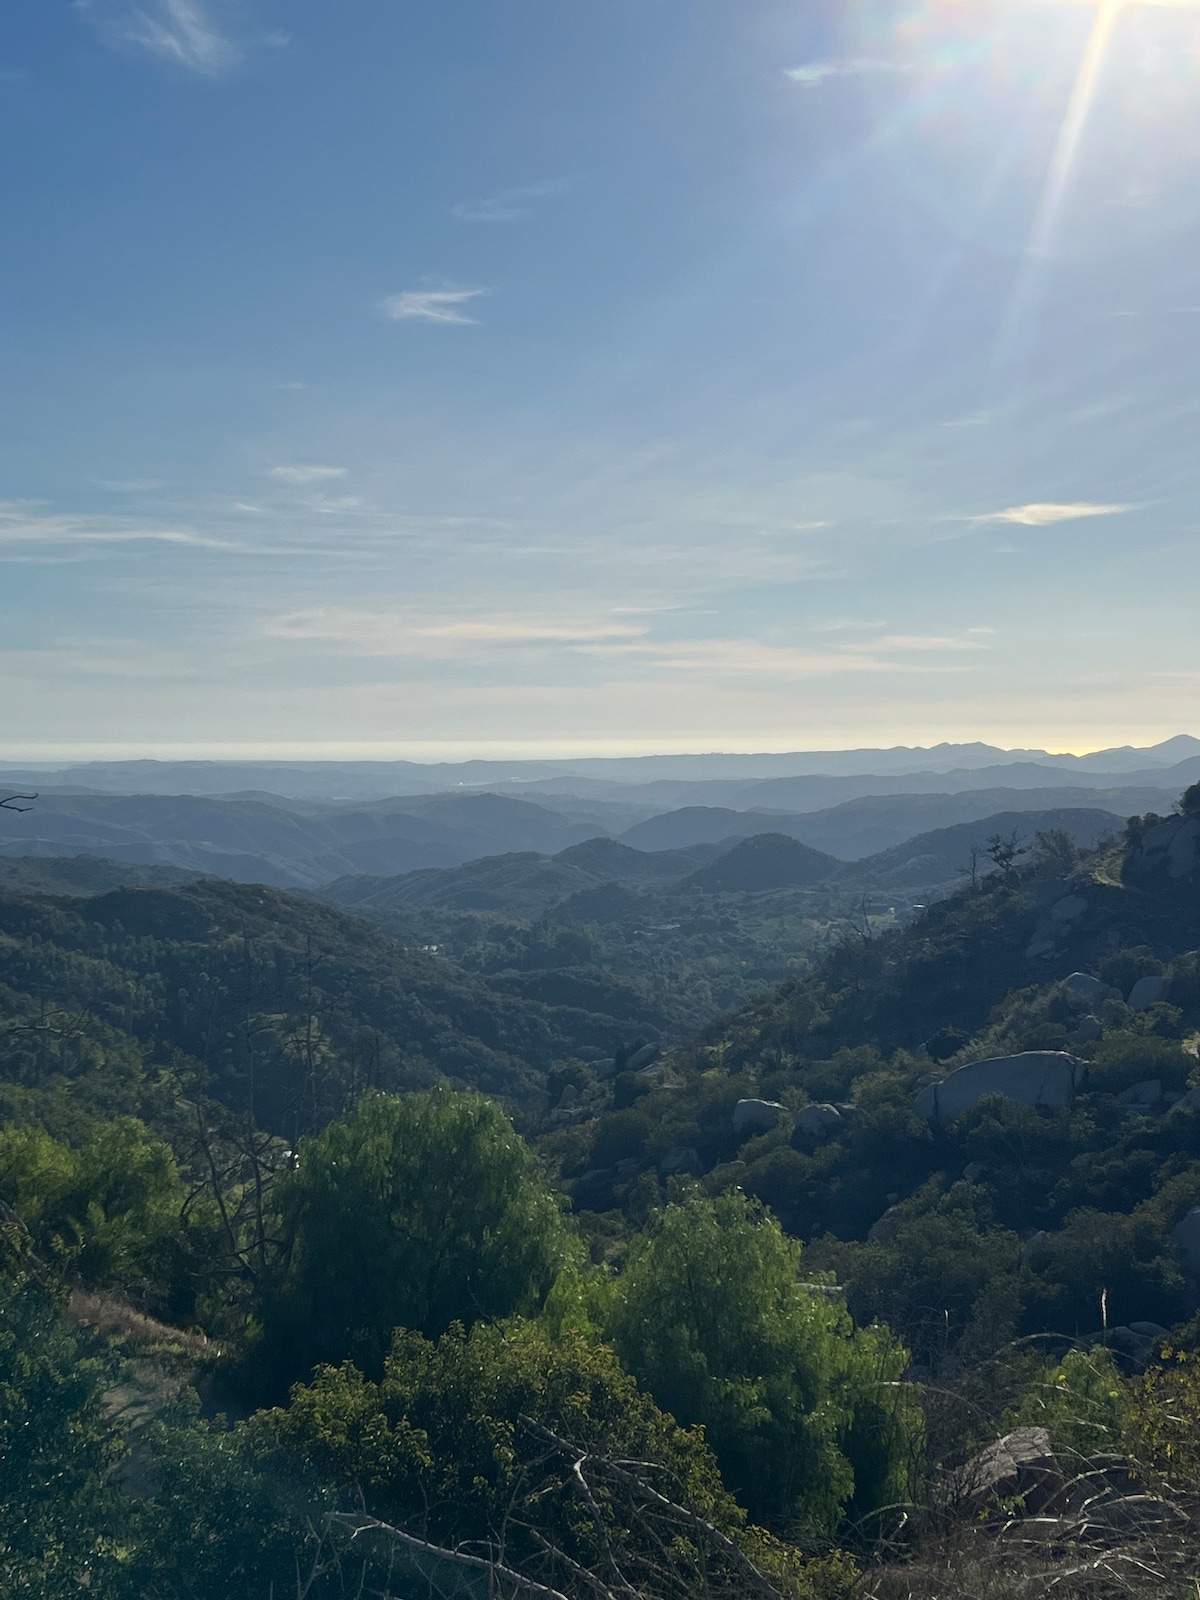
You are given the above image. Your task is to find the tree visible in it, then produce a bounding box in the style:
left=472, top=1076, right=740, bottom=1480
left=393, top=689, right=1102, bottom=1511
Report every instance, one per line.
left=985, top=829, right=1026, bottom=881
left=605, top=1193, right=918, bottom=1538
left=0, top=1119, right=192, bottom=1301
left=257, top=1088, right=572, bottom=1389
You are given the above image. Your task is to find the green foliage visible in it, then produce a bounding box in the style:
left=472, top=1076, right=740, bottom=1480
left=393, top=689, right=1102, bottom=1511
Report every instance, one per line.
left=813, top=1181, right=1023, bottom=1373
left=258, top=1089, right=572, bottom=1387
left=263, top=1318, right=832, bottom=1600
left=0, top=1271, right=129, bottom=1598
left=606, top=1192, right=919, bottom=1537
left=122, top=1401, right=355, bottom=1600
left=1008, top=1347, right=1127, bottom=1458
left=0, top=1118, right=192, bottom=1296
left=1128, top=1346, right=1200, bottom=1488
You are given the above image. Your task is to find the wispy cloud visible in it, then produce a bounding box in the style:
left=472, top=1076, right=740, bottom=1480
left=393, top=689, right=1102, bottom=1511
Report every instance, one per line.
left=268, top=465, right=348, bottom=485
left=785, top=58, right=912, bottom=89
left=574, top=637, right=974, bottom=678
left=975, top=502, right=1129, bottom=527
left=381, top=288, right=489, bottom=325
left=266, top=608, right=645, bottom=657
left=452, top=177, right=578, bottom=224
left=0, top=500, right=228, bottom=551
left=79, top=0, right=241, bottom=75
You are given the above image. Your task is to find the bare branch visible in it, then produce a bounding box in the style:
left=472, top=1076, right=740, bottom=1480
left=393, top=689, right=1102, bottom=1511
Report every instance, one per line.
left=518, top=1418, right=787, bottom=1600
left=0, top=792, right=36, bottom=813
left=326, top=1512, right=574, bottom=1600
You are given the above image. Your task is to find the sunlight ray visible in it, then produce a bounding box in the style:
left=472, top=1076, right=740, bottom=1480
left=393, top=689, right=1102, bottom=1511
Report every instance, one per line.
left=995, top=0, right=1124, bottom=366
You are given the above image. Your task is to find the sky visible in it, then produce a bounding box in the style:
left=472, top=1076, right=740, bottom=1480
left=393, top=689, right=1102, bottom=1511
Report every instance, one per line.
left=3, top=0, right=1200, bottom=761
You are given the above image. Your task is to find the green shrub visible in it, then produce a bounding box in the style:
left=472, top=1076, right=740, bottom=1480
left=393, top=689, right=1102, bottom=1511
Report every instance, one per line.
left=606, top=1192, right=919, bottom=1537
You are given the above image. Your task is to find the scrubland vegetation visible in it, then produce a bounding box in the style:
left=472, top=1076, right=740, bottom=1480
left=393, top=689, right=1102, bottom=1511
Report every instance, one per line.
left=3, top=790, right=1200, bottom=1596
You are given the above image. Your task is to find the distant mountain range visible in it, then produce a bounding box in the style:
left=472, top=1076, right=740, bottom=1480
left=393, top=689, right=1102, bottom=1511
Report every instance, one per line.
left=3, top=733, right=1197, bottom=801
left=0, top=780, right=1169, bottom=888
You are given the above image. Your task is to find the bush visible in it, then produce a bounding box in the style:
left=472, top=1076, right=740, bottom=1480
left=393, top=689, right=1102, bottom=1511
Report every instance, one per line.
left=0, top=1271, right=128, bottom=1598
left=606, top=1192, right=919, bottom=1537
left=261, top=1318, right=827, bottom=1599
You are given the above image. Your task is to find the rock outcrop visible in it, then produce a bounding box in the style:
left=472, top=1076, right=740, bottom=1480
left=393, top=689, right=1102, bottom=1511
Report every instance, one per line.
left=1137, top=814, right=1200, bottom=880
left=915, top=1051, right=1086, bottom=1123
left=1062, top=972, right=1119, bottom=1005
left=1128, top=975, right=1169, bottom=1010
left=733, top=1098, right=783, bottom=1135
left=793, top=1102, right=845, bottom=1141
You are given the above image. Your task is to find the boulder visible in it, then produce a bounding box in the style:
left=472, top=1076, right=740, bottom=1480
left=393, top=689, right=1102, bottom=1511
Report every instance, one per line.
left=1062, top=972, right=1118, bottom=1004
left=1171, top=1205, right=1200, bottom=1272
left=1026, top=936, right=1057, bottom=960
left=613, top=1157, right=643, bottom=1183
left=625, top=1044, right=659, bottom=1072
left=951, top=1427, right=1063, bottom=1515
left=733, top=1098, right=783, bottom=1136
left=1117, top=1079, right=1163, bottom=1108
left=1128, top=975, right=1168, bottom=1011
left=1139, top=815, right=1200, bottom=879
left=1051, top=894, right=1088, bottom=923
left=1169, top=1087, right=1200, bottom=1116
left=915, top=1052, right=1086, bottom=1123
left=793, top=1103, right=843, bottom=1141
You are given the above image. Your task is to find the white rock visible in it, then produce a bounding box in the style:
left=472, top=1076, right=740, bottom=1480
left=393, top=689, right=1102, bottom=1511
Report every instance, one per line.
left=793, top=1103, right=843, bottom=1140
left=1026, top=936, right=1056, bottom=959
left=1168, top=1087, right=1200, bottom=1115
left=733, top=1098, right=783, bottom=1135
left=625, top=1044, right=659, bottom=1071
left=1128, top=975, right=1169, bottom=1011
left=915, top=1051, right=1086, bottom=1123
left=1062, top=972, right=1113, bottom=1004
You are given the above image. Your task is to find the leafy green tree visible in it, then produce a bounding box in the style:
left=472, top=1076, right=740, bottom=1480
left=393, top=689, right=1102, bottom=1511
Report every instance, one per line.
left=0, top=1119, right=189, bottom=1297
left=605, top=1192, right=919, bottom=1537
left=258, top=1088, right=572, bottom=1388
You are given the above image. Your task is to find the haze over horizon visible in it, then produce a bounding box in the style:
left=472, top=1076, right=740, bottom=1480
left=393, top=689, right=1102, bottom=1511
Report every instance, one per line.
left=5, top=2, right=1200, bottom=758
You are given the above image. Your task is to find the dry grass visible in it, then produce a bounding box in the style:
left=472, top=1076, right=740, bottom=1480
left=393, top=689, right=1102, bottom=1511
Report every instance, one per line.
left=855, top=1492, right=1200, bottom=1600
left=69, top=1287, right=219, bottom=1361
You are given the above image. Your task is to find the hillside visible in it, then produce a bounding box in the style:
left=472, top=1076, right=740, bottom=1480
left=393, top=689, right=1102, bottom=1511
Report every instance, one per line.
left=0, top=878, right=665, bottom=1133
left=835, top=808, right=1123, bottom=891
left=0, top=791, right=607, bottom=887
left=540, top=792, right=1200, bottom=1371
left=685, top=833, right=839, bottom=892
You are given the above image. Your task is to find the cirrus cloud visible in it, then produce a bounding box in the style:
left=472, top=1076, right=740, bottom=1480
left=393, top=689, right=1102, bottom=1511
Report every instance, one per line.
left=380, top=288, right=489, bottom=325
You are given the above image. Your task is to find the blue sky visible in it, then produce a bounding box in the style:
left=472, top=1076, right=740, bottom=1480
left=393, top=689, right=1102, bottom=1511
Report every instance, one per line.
left=3, top=0, right=1200, bottom=759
